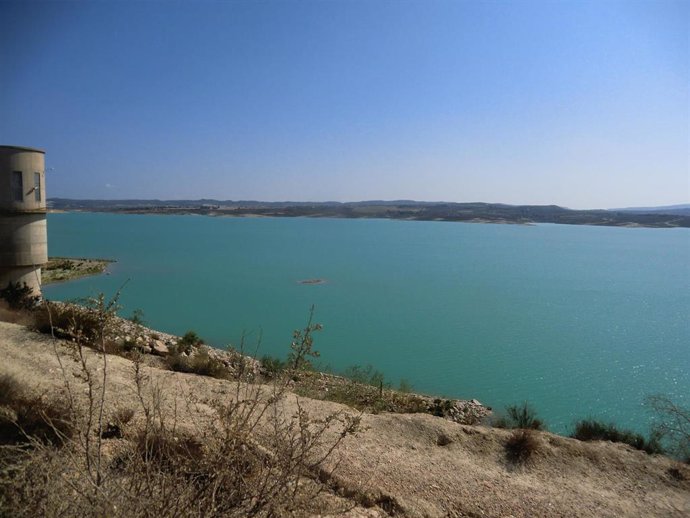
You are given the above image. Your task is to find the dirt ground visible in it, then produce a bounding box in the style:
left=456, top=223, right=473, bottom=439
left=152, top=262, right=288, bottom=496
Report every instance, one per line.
left=0, top=321, right=688, bottom=517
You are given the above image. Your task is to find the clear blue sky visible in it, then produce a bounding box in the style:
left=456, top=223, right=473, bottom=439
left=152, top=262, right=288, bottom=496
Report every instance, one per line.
left=1, top=0, right=687, bottom=208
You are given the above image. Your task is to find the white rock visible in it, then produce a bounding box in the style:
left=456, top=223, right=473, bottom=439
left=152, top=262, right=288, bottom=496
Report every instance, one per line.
left=151, top=340, right=169, bottom=356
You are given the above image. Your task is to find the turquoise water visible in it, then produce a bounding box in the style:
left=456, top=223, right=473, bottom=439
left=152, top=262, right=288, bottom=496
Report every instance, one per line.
left=44, top=213, right=690, bottom=433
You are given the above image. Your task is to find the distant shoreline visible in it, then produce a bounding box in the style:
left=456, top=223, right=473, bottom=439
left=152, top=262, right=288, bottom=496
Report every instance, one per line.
left=46, top=200, right=690, bottom=229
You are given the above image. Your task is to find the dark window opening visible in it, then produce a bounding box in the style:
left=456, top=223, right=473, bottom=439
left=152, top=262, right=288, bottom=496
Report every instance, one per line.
left=11, top=171, right=23, bottom=201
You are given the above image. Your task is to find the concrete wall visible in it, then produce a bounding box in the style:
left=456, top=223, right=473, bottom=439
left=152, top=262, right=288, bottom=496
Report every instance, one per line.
left=0, top=146, right=47, bottom=294
left=0, top=214, right=48, bottom=265
left=0, top=146, right=46, bottom=213
left=0, top=266, right=42, bottom=293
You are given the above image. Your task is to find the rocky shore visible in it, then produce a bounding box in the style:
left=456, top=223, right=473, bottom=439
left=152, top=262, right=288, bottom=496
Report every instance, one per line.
left=43, top=300, right=490, bottom=425
left=1, top=317, right=687, bottom=517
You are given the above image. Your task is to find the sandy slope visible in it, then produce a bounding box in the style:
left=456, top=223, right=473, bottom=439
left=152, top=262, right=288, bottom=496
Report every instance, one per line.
left=1, top=321, right=688, bottom=517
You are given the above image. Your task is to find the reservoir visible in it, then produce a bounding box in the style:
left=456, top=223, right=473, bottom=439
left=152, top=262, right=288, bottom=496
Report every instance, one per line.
left=44, top=212, right=690, bottom=433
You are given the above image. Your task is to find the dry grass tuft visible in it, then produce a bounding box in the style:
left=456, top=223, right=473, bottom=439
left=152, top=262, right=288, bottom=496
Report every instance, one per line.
left=165, top=348, right=228, bottom=379
left=505, top=429, right=541, bottom=464
left=436, top=432, right=453, bottom=446
left=572, top=419, right=664, bottom=455
left=668, top=465, right=688, bottom=482
left=0, top=374, right=74, bottom=447
left=114, top=407, right=135, bottom=427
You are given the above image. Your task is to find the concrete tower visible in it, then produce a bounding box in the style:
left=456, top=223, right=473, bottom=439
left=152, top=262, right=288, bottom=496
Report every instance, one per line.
left=0, top=145, right=48, bottom=295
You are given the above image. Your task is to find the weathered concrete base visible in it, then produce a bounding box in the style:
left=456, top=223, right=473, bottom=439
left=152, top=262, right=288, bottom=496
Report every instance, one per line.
left=0, top=265, right=42, bottom=294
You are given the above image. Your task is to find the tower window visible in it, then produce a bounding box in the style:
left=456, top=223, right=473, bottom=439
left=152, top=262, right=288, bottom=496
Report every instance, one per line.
left=11, top=171, right=23, bottom=201
left=34, top=172, right=41, bottom=201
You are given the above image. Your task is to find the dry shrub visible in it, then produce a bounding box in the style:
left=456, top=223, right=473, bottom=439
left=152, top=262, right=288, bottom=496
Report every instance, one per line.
left=1, top=292, right=366, bottom=516
left=1, top=373, right=360, bottom=517
left=0, top=374, right=74, bottom=447
left=82, top=375, right=360, bottom=516
left=32, top=300, right=115, bottom=349
left=165, top=348, right=228, bottom=379
left=134, top=427, right=204, bottom=469
left=0, top=282, right=39, bottom=310
left=668, top=465, right=688, bottom=482
left=647, top=395, right=690, bottom=461
left=436, top=433, right=453, bottom=446
left=294, top=370, right=429, bottom=416
left=505, top=429, right=540, bottom=464
left=506, top=402, right=544, bottom=430
left=0, top=294, right=362, bottom=517
left=0, top=374, right=21, bottom=405
left=572, top=419, right=664, bottom=455
left=114, top=407, right=135, bottom=427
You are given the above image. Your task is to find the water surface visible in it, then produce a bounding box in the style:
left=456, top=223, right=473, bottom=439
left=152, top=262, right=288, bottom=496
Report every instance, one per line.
left=44, top=213, right=690, bottom=433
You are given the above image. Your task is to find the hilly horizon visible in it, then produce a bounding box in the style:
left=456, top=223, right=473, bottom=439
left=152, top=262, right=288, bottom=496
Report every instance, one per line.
left=47, top=198, right=690, bottom=212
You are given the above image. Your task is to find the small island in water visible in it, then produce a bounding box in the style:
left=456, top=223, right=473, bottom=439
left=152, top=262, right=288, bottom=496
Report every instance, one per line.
left=298, top=278, right=327, bottom=285
left=42, top=257, right=114, bottom=284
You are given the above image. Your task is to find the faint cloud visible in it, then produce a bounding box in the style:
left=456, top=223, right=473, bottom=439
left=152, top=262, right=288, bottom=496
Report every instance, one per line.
left=105, top=183, right=114, bottom=189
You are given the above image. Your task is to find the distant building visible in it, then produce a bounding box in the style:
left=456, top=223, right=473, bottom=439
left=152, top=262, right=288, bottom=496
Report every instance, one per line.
left=0, top=145, right=48, bottom=295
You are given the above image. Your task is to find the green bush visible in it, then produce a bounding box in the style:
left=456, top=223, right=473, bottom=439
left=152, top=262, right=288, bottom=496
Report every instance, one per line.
left=176, top=330, right=203, bottom=354
left=572, top=419, right=664, bottom=455
left=260, top=354, right=287, bottom=377
left=343, top=364, right=387, bottom=387
left=504, top=402, right=544, bottom=430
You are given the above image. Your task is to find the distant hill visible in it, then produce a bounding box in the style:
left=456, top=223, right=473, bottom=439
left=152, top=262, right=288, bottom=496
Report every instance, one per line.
left=47, top=199, right=690, bottom=228
left=610, top=204, right=690, bottom=216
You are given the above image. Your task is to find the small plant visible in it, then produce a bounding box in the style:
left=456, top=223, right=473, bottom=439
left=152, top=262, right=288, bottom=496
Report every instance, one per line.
left=32, top=299, right=116, bottom=347
left=572, top=419, right=664, bottom=455
left=431, top=398, right=454, bottom=417
left=128, top=308, right=146, bottom=326
left=0, top=373, right=21, bottom=405
left=165, top=349, right=227, bottom=379
left=343, top=364, right=386, bottom=387
left=398, top=379, right=413, bottom=393
left=190, top=350, right=228, bottom=378
left=287, top=305, right=322, bottom=370
left=505, top=429, right=540, bottom=464
left=292, top=370, right=430, bottom=416
left=176, top=330, right=203, bottom=354
left=668, top=465, right=687, bottom=481
left=0, top=374, right=74, bottom=446
left=114, top=407, right=135, bottom=427
left=490, top=414, right=512, bottom=429
left=647, top=395, right=690, bottom=461
left=504, top=402, right=544, bottom=430
left=260, top=354, right=287, bottom=377
left=436, top=432, right=453, bottom=446
left=135, top=427, right=204, bottom=469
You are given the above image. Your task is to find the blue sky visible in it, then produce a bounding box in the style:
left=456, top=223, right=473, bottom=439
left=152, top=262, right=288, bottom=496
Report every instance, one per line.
left=1, top=0, right=687, bottom=208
